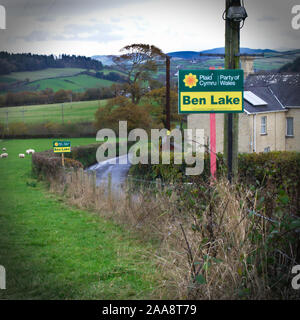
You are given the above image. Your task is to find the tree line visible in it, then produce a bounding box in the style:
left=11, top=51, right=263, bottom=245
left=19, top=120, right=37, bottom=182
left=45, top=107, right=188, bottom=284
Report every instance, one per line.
left=0, top=86, right=118, bottom=107
left=0, top=52, right=103, bottom=75
left=279, top=56, right=300, bottom=73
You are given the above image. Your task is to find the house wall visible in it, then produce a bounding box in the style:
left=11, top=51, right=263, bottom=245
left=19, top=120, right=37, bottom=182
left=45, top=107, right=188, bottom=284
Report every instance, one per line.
left=187, top=111, right=297, bottom=154
left=252, top=112, right=286, bottom=153
left=285, top=108, right=300, bottom=152
left=187, top=113, right=252, bottom=154
left=187, top=114, right=223, bottom=153
left=238, top=112, right=252, bottom=153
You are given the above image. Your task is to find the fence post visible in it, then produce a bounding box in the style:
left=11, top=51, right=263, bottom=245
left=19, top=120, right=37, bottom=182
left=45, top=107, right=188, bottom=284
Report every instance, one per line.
left=69, top=167, right=74, bottom=184
left=85, top=171, right=89, bottom=187
left=6, top=111, right=8, bottom=132
left=156, top=178, right=162, bottom=191
left=126, top=181, right=132, bottom=209
left=107, top=172, right=112, bottom=200
left=79, top=167, right=84, bottom=184
left=92, top=170, right=96, bottom=194
left=61, top=104, right=64, bottom=125
left=61, top=166, right=66, bottom=185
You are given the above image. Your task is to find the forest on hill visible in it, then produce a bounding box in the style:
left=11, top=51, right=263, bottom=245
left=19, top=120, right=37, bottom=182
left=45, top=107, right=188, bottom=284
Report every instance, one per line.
left=279, top=56, right=300, bottom=72
left=0, top=52, right=103, bottom=75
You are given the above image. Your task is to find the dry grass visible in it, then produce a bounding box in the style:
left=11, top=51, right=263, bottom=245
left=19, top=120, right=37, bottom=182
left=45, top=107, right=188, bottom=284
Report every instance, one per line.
left=49, top=169, right=299, bottom=300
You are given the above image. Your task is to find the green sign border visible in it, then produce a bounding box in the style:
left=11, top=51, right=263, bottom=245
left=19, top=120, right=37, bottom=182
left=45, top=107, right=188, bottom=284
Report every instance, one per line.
left=53, top=140, right=71, bottom=153
left=53, top=141, right=71, bottom=148
left=178, top=69, right=244, bottom=114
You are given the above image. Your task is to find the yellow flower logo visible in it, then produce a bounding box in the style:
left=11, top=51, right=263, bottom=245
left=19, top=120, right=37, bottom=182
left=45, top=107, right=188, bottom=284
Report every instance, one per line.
left=55, top=142, right=58, bottom=146
left=183, top=73, right=198, bottom=88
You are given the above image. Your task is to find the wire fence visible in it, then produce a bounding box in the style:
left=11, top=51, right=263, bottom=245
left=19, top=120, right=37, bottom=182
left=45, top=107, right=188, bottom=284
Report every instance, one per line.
left=0, top=104, right=97, bottom=126
left=61, top=165, right=300, bottom=269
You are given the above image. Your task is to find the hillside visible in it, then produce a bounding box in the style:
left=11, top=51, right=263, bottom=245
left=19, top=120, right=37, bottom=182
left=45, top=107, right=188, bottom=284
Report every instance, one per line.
left=279, top=56, right=300, bottom=72
left=92, top=48, right=298, bottom=78
left=0, top=52, right=103, bottom=75
left=0, top=99, right=106, bottom=125
left=0, top=67, right=125, bottom=94
left=167, top=47, right=279, bottom=59
left=92, top=55, right=116, bottom=66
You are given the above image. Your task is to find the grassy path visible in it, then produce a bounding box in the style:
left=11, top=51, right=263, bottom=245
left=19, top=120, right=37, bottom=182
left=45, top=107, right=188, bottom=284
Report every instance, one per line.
left=0, top=139, right=162, bottom=299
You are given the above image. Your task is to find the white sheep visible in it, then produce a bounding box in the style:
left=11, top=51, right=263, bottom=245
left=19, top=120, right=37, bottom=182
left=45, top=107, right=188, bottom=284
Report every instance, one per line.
left=19, top=154, right=25, bottom=158
left=1, top=153, right=8, bottom=158
left=26, top=149, right=35, bottom=155
left=2, top=148, right=6, bottom=152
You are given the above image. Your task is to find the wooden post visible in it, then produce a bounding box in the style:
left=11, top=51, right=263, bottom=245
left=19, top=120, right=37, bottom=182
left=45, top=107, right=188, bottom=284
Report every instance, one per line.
left=70, top=167, right=74, bottom=183
left=61, top=152, right=65, bottom=167
left=107, top=172, right=112, bottom=200
left=156, top=178, right=162, bottom=191
left=21, top=107, right=25, bottom=123
left=6, top=111, right=8, bottom=131
left=223, top=0, right=241, bottom=182
left=61, top=104, right=64, bottom=125
left=166, top=55, right=171, bottom=130
left=210, top=114, right=217, bottom=180
left=127, top=186, right=132, bottom=208
left=91, top=170, right=96, bottom=196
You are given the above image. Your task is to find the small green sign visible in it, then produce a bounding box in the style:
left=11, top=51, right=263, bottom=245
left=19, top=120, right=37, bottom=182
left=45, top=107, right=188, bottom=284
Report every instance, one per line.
left=53, top=141, right=71, bottom=153
left=178, top=69, right=244, bottom=113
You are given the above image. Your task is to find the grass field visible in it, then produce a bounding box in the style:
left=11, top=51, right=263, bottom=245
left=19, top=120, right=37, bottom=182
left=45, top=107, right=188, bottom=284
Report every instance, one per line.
left=0, top=68, right=87, bottom=83
left=0, top=68, right=119, bottom=94
left=0, top=99, right=107, bottom=124
left=0, top=138, right=162, bottom=299
left=26, top=74, right=115, bottom=92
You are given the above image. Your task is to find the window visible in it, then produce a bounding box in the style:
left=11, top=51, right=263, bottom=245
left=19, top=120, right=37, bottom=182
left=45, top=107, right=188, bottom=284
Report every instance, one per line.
left=264, top=147, right=270, bottom=153
left=286, top=117, right=294, bottom=137
left=261, top=116, right=267, bottom=134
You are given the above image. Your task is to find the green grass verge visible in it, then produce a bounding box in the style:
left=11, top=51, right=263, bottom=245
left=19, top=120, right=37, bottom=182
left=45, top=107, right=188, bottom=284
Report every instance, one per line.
left=0, top=138, right=162, bottom=299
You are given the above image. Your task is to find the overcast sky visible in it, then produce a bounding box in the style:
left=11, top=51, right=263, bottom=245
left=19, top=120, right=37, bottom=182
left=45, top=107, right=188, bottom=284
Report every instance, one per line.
left=0, top=0, right=299, bottom=56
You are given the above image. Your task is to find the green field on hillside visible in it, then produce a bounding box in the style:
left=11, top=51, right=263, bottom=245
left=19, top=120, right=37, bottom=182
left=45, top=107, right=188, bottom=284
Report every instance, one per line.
left=26, top=74, right=115, bottom=92
left=0, top=100, right=106, bottom=124
left=0, top=68, right=87, bottom=83
left=102, top=68, right=126, bottom=76
left=0, top=138, right=162, bottom=299
left=0, top=68, right=120, bottom=94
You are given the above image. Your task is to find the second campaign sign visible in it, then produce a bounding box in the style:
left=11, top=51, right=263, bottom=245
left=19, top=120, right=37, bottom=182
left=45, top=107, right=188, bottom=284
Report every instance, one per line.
left=178, top=69, right=244, bottom=113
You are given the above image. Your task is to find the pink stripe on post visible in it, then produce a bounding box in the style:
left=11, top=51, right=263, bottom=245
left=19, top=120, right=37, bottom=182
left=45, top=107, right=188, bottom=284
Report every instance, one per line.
left=210, top=113, right=216, bottom=180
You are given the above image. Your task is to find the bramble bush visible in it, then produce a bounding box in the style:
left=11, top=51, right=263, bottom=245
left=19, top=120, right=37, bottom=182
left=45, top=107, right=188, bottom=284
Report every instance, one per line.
left=130, top=151, right=300, bottom=216
left=32, top=149, right=83, bottom=179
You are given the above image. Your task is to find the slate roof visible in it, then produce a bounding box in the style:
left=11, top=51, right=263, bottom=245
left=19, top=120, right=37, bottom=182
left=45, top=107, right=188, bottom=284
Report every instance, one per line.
left=243, top=86, right=286, bottom=114
left=245, top=73, right=300, bottom=107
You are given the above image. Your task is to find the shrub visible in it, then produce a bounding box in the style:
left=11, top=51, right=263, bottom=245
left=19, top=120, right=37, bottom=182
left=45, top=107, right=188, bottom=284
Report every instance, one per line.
left=94, top=98, right=153, bottom=133
left=130, top=151, right=300, bottom=216
left=32, top=149, right=83, bottom=180
left=6, top=122, right=28, bottom=136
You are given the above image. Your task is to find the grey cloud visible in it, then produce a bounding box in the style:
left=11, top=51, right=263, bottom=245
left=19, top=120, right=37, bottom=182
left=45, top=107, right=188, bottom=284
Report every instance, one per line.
left=36, top=16, right=56, bottom=22
left=20, top=30, right=50, bottom=41
left=110, top=17, right=121, bottom=23
left=57, top=23, right=123, bottom=42
left=17, top=22, right=123, bottom=43
left=1, top=0, right=151, bottom=17
left=63, top=23, right=122, bottom=35
left=52, top=32, right=123, bottom=42
left=257, top=16, right=280, bottom=22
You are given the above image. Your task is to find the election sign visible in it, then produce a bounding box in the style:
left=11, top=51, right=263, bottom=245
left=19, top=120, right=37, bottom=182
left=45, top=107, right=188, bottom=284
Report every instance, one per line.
left=53, top=141, right=71, bottom=153
left=178, top=69, right=244, bottom=113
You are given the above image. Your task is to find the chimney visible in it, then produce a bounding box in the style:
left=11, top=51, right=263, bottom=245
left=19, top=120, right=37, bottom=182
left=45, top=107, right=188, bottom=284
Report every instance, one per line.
left=240, top=56, right=255, bottom=79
